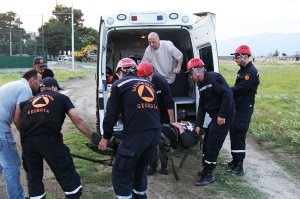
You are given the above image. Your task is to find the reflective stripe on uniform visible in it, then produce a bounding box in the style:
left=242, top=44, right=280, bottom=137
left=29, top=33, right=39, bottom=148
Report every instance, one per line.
left=65, top=185, right=82, bottom=195
left=204, top=159, right=216, bottom=164
left=231, top=150, right=246, bottom=153
left=30, top=192, right=46, bottom=199
left=116, top=194, right=132, bottom=199
left=133, top=189, right=147, bottom=195
left=117, top=78, right=148, bottom=87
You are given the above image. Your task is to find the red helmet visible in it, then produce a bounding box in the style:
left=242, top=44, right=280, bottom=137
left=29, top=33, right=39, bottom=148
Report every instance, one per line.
left=230, top=45, right=252, bottom=56
left=136, top=62, right=154, bottom=77
left=115, top=58, right=137, bottom=73
left=185, top=58, right=205, bottom=73
left=106, top=74, right=114, bottom=84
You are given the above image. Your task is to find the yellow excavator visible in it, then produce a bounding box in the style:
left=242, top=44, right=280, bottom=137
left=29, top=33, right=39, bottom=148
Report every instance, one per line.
left=71, top=45, right=98, bottom=62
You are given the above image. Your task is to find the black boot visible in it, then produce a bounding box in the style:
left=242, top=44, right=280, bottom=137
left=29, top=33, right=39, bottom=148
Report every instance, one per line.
left=160, top=157, right=169, bottom=175
left=195, top=168, right=215, bottom=186
left=223, top=159, right=237, bottom=169
left=197, top=168, right=204, bottom=176
left=147, top=159, right=157, bottom=175
left=227, top=160, right=244, bottom=176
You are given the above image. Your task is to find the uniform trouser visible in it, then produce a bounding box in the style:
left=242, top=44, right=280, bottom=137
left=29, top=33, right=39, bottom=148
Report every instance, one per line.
left=202, top=114, right=235, bottom=170
left=0, top=132, right=26, bottom=199
left=112, top=129, right=161, bottom=199
left=229, top=104, right=254, bottom=161
left=22, top=134, right=82, bottom=199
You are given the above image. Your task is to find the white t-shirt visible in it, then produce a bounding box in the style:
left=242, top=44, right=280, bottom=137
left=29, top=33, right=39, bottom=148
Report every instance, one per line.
left=142, top=40, right=183, bottom=84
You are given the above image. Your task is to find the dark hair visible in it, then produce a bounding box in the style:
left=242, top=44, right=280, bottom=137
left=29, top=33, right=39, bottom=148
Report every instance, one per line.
left=22, top=69, right=39, bottom=80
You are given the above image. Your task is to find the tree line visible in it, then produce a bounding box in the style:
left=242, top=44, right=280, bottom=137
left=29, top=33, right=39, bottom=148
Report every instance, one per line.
left=0, top=4, right=98, bottom=58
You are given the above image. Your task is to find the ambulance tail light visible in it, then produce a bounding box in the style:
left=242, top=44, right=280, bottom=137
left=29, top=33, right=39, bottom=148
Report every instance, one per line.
left=131, top=16, right=137, bottom=21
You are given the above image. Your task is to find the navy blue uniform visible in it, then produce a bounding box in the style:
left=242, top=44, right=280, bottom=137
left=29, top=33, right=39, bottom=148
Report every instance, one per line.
left=151, top=73, right=174, bottom=124
left=196, top=72, right=235, bottom=170
left=103, top=73, right=161, bottom=199
left=230, top=61, right=260, bottom=161
left=20, top=91, right=82, bottom=199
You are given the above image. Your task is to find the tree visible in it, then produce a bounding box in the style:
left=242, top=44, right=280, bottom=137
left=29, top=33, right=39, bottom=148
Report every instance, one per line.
left=38, top=19, right=70, bottom=56
left=80, top=27, right=98, bottom=46
left=37, top=4, right=98, bottom=57
left=1, top=5, right=98, bottom=57
left=0, top=11, right=30, bottom=55
left=273, top=49, right=279, bottom=57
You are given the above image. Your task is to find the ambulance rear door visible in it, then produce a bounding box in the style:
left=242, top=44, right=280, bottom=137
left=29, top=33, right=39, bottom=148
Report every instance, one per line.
left=192, top=12, right=219, bottom=128
left=96, top=16, right=109, bottom=135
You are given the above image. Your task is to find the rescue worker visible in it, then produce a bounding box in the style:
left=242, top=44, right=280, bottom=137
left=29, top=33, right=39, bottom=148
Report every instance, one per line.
left=32, top=56, right=56, bottom=96
left=18, top=77, right=92, bottom=199
left=136, top=61, right=174, bottom=175
left=98, top=58, right=161, bottom=199
left=185, top=58, right=235, bottom=186
left=226, top=45, right=260, bottom=175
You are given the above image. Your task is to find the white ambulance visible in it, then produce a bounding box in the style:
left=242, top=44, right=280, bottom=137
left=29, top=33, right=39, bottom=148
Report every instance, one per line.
left=96, top=11, right=219, bottom=136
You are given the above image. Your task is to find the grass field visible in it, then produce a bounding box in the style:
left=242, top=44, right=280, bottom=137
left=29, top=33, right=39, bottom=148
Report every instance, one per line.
left=0, top=68, right=86, bottom=85
left=220, top=61, right=300, bottom=154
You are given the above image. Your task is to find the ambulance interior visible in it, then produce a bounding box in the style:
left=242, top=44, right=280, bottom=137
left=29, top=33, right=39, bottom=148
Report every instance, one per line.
left=104, top=27, right=215, bottom=123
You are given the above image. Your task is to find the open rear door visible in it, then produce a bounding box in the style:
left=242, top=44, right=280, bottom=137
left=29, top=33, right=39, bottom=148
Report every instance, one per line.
left=192, top=12, right=219, bottom=73
left=192, top=12, right=219, bottom=128
left=96, top=17, right=108, bottom=135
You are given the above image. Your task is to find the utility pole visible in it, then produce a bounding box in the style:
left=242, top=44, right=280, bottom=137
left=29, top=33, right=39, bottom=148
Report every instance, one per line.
left=9, top=27, right=12, bottom=56
left=6, top=25, right=12, bottom=56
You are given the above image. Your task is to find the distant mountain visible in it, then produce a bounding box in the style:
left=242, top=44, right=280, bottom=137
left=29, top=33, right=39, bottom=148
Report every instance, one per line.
left=216, top=33, right=300, bottom=56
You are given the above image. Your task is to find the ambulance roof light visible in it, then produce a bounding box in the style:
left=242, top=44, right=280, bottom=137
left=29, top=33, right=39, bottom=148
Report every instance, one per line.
left=182, top=16, right=189, bottom=23
left=107, top=17, right=114, bottom=25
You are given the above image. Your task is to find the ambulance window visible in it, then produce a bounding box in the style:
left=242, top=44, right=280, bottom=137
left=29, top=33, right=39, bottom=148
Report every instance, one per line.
left=199, top=46, right=214, bottom=72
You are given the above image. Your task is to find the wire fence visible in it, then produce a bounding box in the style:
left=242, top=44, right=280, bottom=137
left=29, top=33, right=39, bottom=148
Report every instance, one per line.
left=0, top=28, right=46, bottom=57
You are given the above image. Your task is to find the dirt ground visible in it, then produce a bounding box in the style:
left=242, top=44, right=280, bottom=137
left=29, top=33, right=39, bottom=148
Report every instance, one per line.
left=1, top=64, right=300, bottom=199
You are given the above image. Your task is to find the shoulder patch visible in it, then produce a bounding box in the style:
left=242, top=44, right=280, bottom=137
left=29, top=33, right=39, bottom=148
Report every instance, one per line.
left=244, top=74, right=250, bottom=80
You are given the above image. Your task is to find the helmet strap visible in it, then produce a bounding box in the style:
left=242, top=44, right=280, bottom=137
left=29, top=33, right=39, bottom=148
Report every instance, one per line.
left=192, top=67, right=206, bottom=81
left=239, top=54, right=248, bottom=67
left=147, top=73, right=153, bottom=82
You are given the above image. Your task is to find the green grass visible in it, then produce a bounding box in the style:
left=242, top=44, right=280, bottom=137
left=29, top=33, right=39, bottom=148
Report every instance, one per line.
left=79, top=62, right=97, bottom=66
left=52, top=68, right=87, bottom=82
left=220, top=61, right=300, bottom=154
left=189, top=143, right=267, bottom=198
left=64, top=130, right=115, bottom=198
left=0, top=68, right=86, bottom=86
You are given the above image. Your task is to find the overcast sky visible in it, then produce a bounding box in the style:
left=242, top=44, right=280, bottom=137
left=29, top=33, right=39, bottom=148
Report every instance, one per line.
left=1, top=0, right=300, bottom=41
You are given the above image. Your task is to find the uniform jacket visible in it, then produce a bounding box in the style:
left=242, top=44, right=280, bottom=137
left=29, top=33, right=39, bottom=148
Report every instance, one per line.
left=196, top=71, right=235, bottom=127
left=231, top=61, right=260, bottom=106
left=103, top=73, right=161, bottom=139
left=231, top=61, right=260, bottom=122
left=151, top=73, right=174, bottom=124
